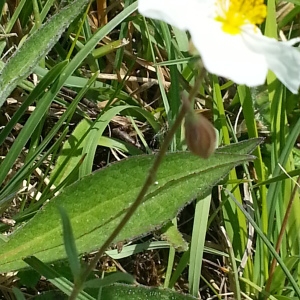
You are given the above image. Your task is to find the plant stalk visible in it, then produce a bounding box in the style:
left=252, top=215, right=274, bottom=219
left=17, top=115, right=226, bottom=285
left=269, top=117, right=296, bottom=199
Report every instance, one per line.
left=69, top=68, right=206, bottom=299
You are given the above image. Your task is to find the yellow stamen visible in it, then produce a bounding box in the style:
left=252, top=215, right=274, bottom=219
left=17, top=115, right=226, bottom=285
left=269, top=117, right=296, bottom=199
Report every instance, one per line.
left=215, top=0, right=267, bottom=35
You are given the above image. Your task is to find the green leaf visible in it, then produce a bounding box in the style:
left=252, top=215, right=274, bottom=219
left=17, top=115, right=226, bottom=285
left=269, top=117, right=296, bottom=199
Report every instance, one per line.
left=79, top=105, right=159, bottom=177
left=0, top=60, right=68, bottom=146
left=50, top=117, right=90, bottom=190
left=51, top=106, right=150, bottom=186
left=58, top=207, right=81, bottom=282
left=0, top=0, right=90, bottom=107
left=284, top=0, right=300, bottom=6
left=189, top=195, right=211, bottom=296
left=160, top=222, right=188, bottom=252
left=0, top=2, right=138, bottom=205
left=274, top=297, right=299, bottom=300
left=12, top=287, right=26, bottom=300
left=100, top=283, right=197, bottom=300
left=0, top=61, right=68, bottom=188
left=269, top=256, right=300, bottom=294
left=24, top=256, right=95, bottom=300
left=106, top=241, right=171, bottom=259
left=17, top=269, right=41, bottom=288
left=0, top=139, right=261, bottom=272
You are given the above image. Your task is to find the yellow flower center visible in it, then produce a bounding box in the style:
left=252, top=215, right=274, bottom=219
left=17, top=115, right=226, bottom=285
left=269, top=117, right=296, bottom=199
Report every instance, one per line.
left=215, top=0, right=267, bottom=35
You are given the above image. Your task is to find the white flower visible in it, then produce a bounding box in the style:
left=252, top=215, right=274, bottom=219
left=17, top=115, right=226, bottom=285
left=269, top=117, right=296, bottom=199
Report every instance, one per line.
left=138, top=0, right=300, bottom=94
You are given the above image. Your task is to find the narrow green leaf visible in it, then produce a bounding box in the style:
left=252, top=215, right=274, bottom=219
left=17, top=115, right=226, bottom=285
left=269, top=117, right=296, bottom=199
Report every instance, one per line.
left=0, top=69, right=69, bottom=187
left=51, top=106, right=152, bottom=186
left=12, top=287, right=26, bottom=300
left=269, top=256, right=300, bottom=294
left=5, top=0, right=27, bottom=33
left=253, top=168, right=300, bottom=187
left=278, top=6, right=300, bottom=29
left=50, top=118, right=92, bottom=186
left=106, top=241, right=171, bottom=259
left=224, top=189, right=300, bottom=297
left=0, top=60, right=68, bottom=146
left=0, top=2, right=139, bottom=187
left=189, top=195, right=211, bottom=297
left=58, top=207, right=81, bottom=281
left=0, top=0, right=90, bottom=107
left=239, top=277, right=278, bottom=300
left=92, top=39, right=129, bottom=59
left=24, top=256, right=95, bottom=300
left=80, top=105, right=159, bottom=177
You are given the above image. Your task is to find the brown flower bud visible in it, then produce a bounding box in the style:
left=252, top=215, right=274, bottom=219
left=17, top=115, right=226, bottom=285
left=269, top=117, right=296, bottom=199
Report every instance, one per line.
left=184, top=111, right=217, bottom=159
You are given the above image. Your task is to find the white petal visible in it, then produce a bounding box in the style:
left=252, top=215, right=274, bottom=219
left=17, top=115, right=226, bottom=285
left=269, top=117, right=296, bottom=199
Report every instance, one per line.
left=138, top=0, right=300, bottom=92
left=189, top=21, right=268, bottom=86
left=243, top=32, right=300, bottom=93
left=138, top=0, right=203, bottom=31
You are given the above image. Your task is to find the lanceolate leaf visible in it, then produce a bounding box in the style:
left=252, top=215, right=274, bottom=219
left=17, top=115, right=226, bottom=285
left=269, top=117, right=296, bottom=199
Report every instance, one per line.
left=0, top=139, right=261, bottom=272
left=0, top=0, right=89, bottom=107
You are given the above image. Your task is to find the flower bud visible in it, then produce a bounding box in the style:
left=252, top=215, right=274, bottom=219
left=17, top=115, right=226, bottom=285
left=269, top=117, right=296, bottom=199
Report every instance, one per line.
left=184, top=111, right=217, bottom=159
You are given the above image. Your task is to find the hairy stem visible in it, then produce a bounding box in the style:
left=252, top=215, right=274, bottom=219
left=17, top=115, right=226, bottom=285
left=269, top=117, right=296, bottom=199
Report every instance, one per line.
left=69, top=68, right=206, bottom=299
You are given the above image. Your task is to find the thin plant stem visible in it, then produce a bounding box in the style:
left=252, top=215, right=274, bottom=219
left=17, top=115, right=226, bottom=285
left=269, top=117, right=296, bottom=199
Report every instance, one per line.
left=69, top=68, right=207, bottom=299
left=265, top=175, right=300, bottom=295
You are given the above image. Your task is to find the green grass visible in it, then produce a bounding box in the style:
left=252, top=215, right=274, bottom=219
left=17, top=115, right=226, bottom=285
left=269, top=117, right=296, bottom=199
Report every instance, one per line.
left=0, top=0, right=300, bottom=299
